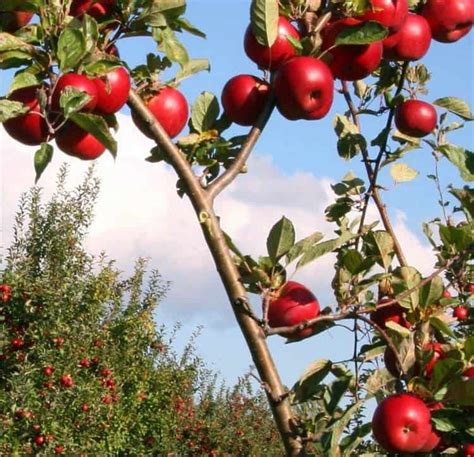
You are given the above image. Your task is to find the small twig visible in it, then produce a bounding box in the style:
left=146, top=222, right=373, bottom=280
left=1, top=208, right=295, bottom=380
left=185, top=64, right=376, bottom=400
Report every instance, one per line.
left=235, top=297, right=262, bottom=325
left=352, top=317, right=360, bottom=401
left=207, top=93, right=276, bottom=201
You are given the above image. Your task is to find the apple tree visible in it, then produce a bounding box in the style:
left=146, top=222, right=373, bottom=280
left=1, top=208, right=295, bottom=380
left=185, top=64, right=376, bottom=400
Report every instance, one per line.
left=0, top=0, right=473, bottom=455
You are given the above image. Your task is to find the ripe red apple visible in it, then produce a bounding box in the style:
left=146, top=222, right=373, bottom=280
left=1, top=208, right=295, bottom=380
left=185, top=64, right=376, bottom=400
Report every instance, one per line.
left=418, top=402, right=443, bottom=452
left=0, top=11, right=34, bottom=33
left=131, top=87, right=188, bottom=139
left=395, top=99, right=437, bottom=137
left=79, top=358, right=91, bottom=368
left=267, top=281, right=320, bottom=338
left=372, top=393, right=433, bottom=453
left=55, top=122, right=106, bottom=160
left=52, top=336, right=64, bottom=346
left=0, top=284, right=12, bottom=302
left=59, top=374, right=74, bottom=388
left=244, top=16, right=300, bottom=70
left=321, top=18, right=383, bottom=81
left=11, top=338, right=25, bottom=350
left=383, top=14, right=432, bottom=61
left=34, top=435, right=45, bottom=446
left=51, top=73, right=98, bottom=112
left=81, top=403, right=90, bottom=412
left=100, top=368, right=112, bottom=377
left=466, top=283, right=474, bottom=294
left=370, top=298, right=411, bottom=329
left=43, top=366, right=54, bottom=377
left=93, top=66, right=131, bottom=115
left=453, top=305, right=469, bottom=320
left=423, top=342, right=444, bottom=377
left=88, top=0, right=115, bottom=20
left=465, top=443, right=474, bottom=457
left=3, top=86, right=50, bottom=146
left=421, top=0, right=472, bottom=43
left=69, top=0, right=92, bottom=17
left=463, top=366, right=474, bottom=378
left=54, top=445, right=65, bottom=454
left=442, top=289, right=452, bottom=298
left=273, top=56, right=334, bottom=120
left=359, top=0, right=408, bottom=32
left=221, top=74, right=271, bottom=126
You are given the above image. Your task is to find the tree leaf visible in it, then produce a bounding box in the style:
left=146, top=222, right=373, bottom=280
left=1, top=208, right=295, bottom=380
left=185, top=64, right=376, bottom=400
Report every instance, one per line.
left=335, top=21, right=388, bottom=46
left=286, top=231, right=324, bottom=264
left=0, top=99, right=29, bottom=122
left=390, top=162, right=419, bottom=183
left=438, top=144, right=474, bottom=182
left=156, top=27, right=189, bottom=67
left=433, top=96, right=474, bottom=121
left=174, top=17, right=207, bottom=38
left=151, top=0, right=186, bottom=13
left=330, top=401, right=364, bottom=455
left=174, top=58, right=210, bottom=84
left=442, top=378, right=474, bottom=406
left=419, top=276, right=443, bottom=308
left=429, top=315, right=455, bottom=338
left=431, top=359, right=464, bottom=393
left=57, top=28, right=87, bottom=72
left=392, top=266, right=421, bottom=309
left=60, top=86, right=94, bottom=117
left=69, top=113, right=117, bottom=155
left=449, top=186, right=474, bottom=221
left=250, top=0, right=279, bottom=47
left=266, top=216, right=295, bottom=262
left=291, top=359, right=332, bottom=403
left=34, top=143, right=53, bottom=183
left=190, top=91, right=220, bottom=133
left=8, top=71, right=40, bottom=94
left=363, top=230, right=394, bottom=271
left=386, top=321, right=411, bottom=337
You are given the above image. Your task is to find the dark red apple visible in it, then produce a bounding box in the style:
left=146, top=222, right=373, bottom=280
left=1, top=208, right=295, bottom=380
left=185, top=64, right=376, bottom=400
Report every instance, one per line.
left=372, top=393, right=433, bottom=453
left=88, top=0, right=115, bottom=20
left=131, top=86, right=188, bottom=139
left=466, top=283, right=474, bottom=294
left=59, top=374, right=74, bottom=388
left=0, top=284, right=12, bottom=302
left=464, top=443, right=474, bottom=457
left=244, top=16, right=300, bottom=70
left=3, top=86, right=49, bottom=146
left=221, top=74, right=271, bottom=126
left=383, top=13, right=432, bottom=61
left=421, top=0, right=472, bottom=43
left=442, top=289, right=452, bottom=298
left=395, top=99, right=437, bottom=137
left=453, top=305, right=469, bottom=320
left=359, top=0, right=408, bottom=32
left=0, top=11, right=34, bottom=33
left=273, top=56, right=334, bottom=120
left=51, top=73, right=98, bottom=112
left=321, top=18, right=383, bottom=81
left=463, top=367, right=474, bottom=378
left=370, top=298, right=411, bottom=330
left=423, top=342, right=444, bottom=377
left=55, top=122, right=106, bottom=160
left=93, top=66, right=130, bottom=115
left=69, top=0, right=93, bottom=17
left=267, top=281, right=320, bottom=338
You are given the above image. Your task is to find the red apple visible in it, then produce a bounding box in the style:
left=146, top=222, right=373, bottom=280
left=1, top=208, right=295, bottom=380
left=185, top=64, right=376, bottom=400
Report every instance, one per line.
left=34, top=435, right=45, bottom=446
left=359, top=0, right=408, bottom=32
left=55, top=122, right=106, bottom=160
left=88, top=0, right=115, bottom=20
left=69, top=0, right=92, bottom=17
left=395, top=99, right=437, bottom=137
left=418, top=402, right=443, bottom=453
left=59, top=374, right=74, bottom=388
left=453, top=305, right=469, bottom=320
left=370, top=298, right=411, bottom=329
left=11, top=338, right=25, bottom=350
left=54, top=445, right=65, bottom=454
left=273, top=56, right=334, bottom=120
left=3, top=86, right=49, bottom=146
left=93, top=66, right=131, bottom=115
left=0, top=11, right=34, bottom=33
left=0, top=284, right=12, bottom=303
left=221, top=74, right=271, bottom=126
left=267, top=281, right=320, bottom=338
left=81, top=403, right=90, bottom=412
left=131, top=86, right=188, bottom=139
left=463, top=367, right=474, bottom=378
left=372, top=393, right=433, bottom=453
left=383, top=13, right=432, bottom=61
left=442, top=289, right=452, bottom=298
left=43, top=366, right=54, bottom=377
left=244, top=16, right=300, bottom=70
left=423, top=342, right=444, bottom=377
left=421, top=0, right=473, bottom=43
left=465, top=443, right=474, bottom=457
left=466, top=283, right=474, bottom=294
left=51, top=73, right=98, bottom=112
left=321, top=18, right=383, bottom=81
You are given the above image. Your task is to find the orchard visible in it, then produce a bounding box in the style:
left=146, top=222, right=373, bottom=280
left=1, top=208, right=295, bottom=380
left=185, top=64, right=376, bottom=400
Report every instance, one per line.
left=0, top=0, right=473, bottom=456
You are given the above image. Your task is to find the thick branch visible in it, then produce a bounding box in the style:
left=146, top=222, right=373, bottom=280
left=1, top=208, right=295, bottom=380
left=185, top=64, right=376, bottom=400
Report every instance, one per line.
left=127, top=89, right=303, bottom=456
left=207, top=93, right=276, bottom=201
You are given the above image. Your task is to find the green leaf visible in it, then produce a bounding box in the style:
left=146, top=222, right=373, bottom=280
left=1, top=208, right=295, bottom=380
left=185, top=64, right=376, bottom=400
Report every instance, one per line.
left=330, top=401, right=364, bottom=455
left=82, top=14, right=99, bottom=53
left=419, top=276, right=443, bottom=309
left=465, top=336, right=474, bottom=359
left=449, top=186, right=474, bottom=221
left=390, top=162, right=419, bottom=183
left=385, top=321, right=411, bottom=337
left=392, top=266, right=421, bottom=309
left=8, top=71, right=40, bottom=94
left=0, top=32, right=33, bottom=52
left=431, top=359, right=464, bottom=393
left=34, top=143, right=53, bottom=183
left=174, top=58, right=210, bottom=84
left=190, top=92, right=220, bottom=133
left=335, top=21, right=388, bottom=46
left=442, top=378, right=474, bottom=406
left=151, top=0, right=186, bottom=13
left=433, top=96, right=474, bottom=121
left=69, top=113, right=117, bottom=155
left=266, top=216, right=295, bottom=262
left=250, top=0, right=279, bottom=47
left=365, top=368, right=395, bottom=398
left=364, top=230, right=394, bottom=271
left=429, top=315, right=455, bottom=338
left=57, top=28, right=87, bottom=72
left=174, top=17, right=206, bottom=38
left=324, top=375, right=353, bottom=415
left=156, top=27, right=189, bottom=67
left=291, top=359, right=332, bottom=403
left=438, top=144, right=474, bottom=182
left=286, top=232, right=324, bottom=264
left=60, top=86, right=94, bottom=117
left=0, top=99, right=29, bottom=122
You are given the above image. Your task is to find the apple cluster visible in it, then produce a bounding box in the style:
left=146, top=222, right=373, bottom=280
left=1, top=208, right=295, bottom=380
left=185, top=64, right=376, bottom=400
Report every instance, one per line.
left=221, top=0, right=472, bottom=136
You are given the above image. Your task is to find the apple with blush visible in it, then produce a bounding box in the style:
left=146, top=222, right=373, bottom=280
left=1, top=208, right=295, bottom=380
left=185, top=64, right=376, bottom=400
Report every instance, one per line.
left=394, top=99, right=437, bottom=138
left=359, top=0, right=408, bottom=32
left=93, top=66, right=131, bottom=115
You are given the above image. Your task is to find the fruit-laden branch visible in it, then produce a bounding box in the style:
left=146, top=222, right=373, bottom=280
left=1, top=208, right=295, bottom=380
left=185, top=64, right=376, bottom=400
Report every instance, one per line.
left=207, top=93, right=276, bottom=201
left=341, top=63, right=410, bottom=267
left=265, top=254, right=459, bottom=336
left=127, top=89, right=304, bottom=456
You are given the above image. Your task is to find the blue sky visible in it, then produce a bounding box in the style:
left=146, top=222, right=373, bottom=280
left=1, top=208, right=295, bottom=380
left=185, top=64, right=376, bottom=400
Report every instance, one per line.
left=1, top=1, right=473, bottom=388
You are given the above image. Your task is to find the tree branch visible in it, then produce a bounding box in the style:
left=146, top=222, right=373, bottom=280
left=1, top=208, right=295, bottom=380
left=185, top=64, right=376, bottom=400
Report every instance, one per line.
left=207, top=93, right=276, bottom=201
